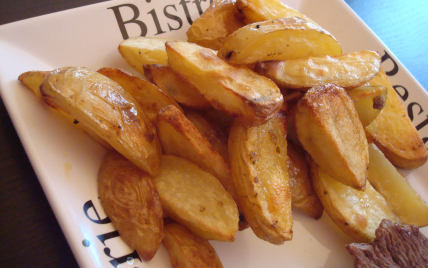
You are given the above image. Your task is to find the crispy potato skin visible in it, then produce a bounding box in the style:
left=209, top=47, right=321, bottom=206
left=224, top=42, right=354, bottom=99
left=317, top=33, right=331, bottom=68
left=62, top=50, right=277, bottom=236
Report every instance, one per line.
left=118, top=36, right=174, bottom=75
left=255, top=51, right=381, bottom=90
left=40, top=67, right=162, bottom=176
left=166, top=41, right=283, bottom=124
left=154, top=155, right=239, bottom=241
left=18, top=70, right=114, bottom=150
left=368, top=144, right=428, bottom=227
left=98, top=151, right=163, bottom=261
left=143, top=64, right=212, bottom=109
left=370, top=69, right=428, bottom=169
left=310, top=160, right=399, bottom=243
left=97, top=67, right=182, bottom=123
left=287, top=142, right=323, bottom=219
left=156, top=105, right=239, bottom=208
left=183, top=108, right=230, bottom=164
left=229, top=112, right=292, bottom=244
left=218, top=17, right=342, bottom=65
left=163, top=223, right=223, bottom=268
left=186, top=0, right=245, bottom=50
left=296, top=84, right=368, bottom=190
left=235, top=0, right=317, bottom=25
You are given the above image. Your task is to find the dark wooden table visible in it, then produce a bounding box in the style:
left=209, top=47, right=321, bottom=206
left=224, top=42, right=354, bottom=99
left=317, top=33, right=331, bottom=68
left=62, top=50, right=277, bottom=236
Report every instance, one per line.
left=0, top=1, right=427, bottom=267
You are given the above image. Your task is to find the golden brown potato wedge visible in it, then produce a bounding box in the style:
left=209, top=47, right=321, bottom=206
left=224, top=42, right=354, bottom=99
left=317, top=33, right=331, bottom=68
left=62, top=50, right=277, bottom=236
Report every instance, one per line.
left=18, top=70, right=47, bottom=98
left=143, top=64, right=212, bottom=109
left=287, top=142, right=323, bottom=219
left=370, top=69, right=428, bottom=169
left=98, top=151, right=163, bottom=261
left=218, top=17, right=342, bottom=65
left=202, top=109, right=235, bottom=135
left=365, top=121, right=377, bottom=144
left=166, top=41, right=283, bottom=123
left=255, top=51, right=381, bottom=90
left=163, top=223, right=223, bottom=268
left=186, top=0, right=245, bottom=50
left=156, top=105, right=239, bottom=208
left=229, top=112, right=292, bottom=244
left=97, top=67, right=182, bottom=123
left=311, top=160, right=399, bottom=242
left=155, top=155, right=239, bottom=241
left=368, top=144, right=428, bottom=227
left=40, top=67, right=162, bottom=176
left=296, top=84, right=368, bottom=190
left=183, top=108, right=230, bottom=163
left=235, top=0, right=317, bottom=25
left=18, top=70, right=114, bottom=150
left=347, top=85, right=387, bottom=127
left=118, top=36, right=175, bottom=76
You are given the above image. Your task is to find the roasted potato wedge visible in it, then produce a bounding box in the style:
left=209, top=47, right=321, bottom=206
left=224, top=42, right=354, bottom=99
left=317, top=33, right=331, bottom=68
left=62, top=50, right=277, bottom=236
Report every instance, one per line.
left=166, top=41, right=283, bottom=123
left=143, top=64, right=211, bottom=109
left=368, top=144, right=428, bottom=227
left=163, top=223, right=223, bottom=268
left=40, top=67, right=162, bottom=176
left=202, top=109, right=235, bottom=135
left=186, top=0, right=245, bottom=50
left=370, top=69, right=428, bottom=169
left=311, top=160, right=399, bottom=242
left=217, top=17, right=342, bottom=65
left=229, top=112, right=292, bottom=244
left=365, top=120, right=377, bottom=144
left=235, top=0, right=317, bottom=25
left=98, top=151, right=163, bottom=261
left=347, top=85, right=387, bottom=127
left=18, top=70, right=47, bottom=98
left=183, top=108, right=230, bottom=164
left=118, top=36, right=174, bottom=76
left=18, top=70, right=114, bottom=150
left=156, top=105, right=239, bottom=209
left=255, top=51, right=381, bottom=90
left=296, top=84, right=368, bottom=190
left=97, top=67, right=182, bottom=123
left=155, top=155, right=239, bottom=241
left=287, top=142, right=323, bottom=219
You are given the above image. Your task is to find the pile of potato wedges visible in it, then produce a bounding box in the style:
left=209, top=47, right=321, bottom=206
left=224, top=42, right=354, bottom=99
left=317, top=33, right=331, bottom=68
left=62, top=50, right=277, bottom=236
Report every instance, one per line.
left=18, top=0, right=428, bottom=266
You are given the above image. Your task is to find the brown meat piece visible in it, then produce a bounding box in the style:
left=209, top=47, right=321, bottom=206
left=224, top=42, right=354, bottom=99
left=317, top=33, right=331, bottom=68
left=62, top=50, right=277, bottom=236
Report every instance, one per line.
left=347, top=219, right=428, bottom=268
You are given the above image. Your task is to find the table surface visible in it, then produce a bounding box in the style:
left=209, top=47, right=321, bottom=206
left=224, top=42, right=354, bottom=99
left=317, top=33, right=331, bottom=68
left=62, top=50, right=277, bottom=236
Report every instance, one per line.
left=0, top=0, right=427, bottom=267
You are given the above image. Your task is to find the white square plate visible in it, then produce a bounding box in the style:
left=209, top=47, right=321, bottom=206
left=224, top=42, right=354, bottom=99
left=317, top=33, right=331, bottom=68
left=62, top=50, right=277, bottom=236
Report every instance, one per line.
left=1, top=0, right=428, bottom=267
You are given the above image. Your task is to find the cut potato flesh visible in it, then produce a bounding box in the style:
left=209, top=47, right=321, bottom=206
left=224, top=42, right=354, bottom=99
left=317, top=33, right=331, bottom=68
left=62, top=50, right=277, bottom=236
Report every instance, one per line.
left=154, top=155, right=239, bottom=242
left=166, top=41, right=283, bottom=123
left=163, top=223, right=223, bottom=268
left=229, top=112, right=292, bottom=244
left=186, top=0, right=245, bottom=50
left=370, top=69, right=428, bottom=169
left=40, top=67, right=162, bottom=176
left=287, top=142, right=323, bottom=219
left=98, top=152, right=163, bottom=261
left=118, top=36, right=174, bottom=76
left=218, top=17, right=342, bottom=65
left=156, top=105, right=239, bottom=209
left=235, top=0, right=317, bottom=25
left=368, top=144, right=428, bottom=227
left=255, top=51, right=381, bottom=90
left=347, top=85, right=387, bottom=127
left=296, top=84, right=368, bottom=190
left=97, top=67, right=182, bottom=123
left=143, top=64, right=212, bottom=109
left=311, top=160, right=399, bottom=242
